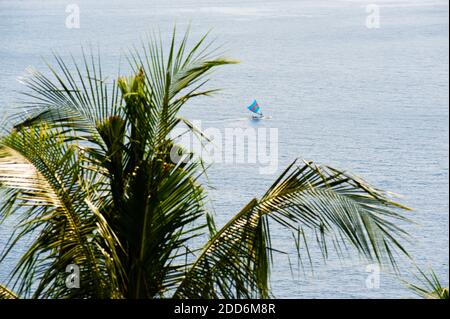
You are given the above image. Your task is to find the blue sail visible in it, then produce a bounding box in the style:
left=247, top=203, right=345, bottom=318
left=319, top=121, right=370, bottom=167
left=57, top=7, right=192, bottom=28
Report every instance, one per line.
left=247, top=100, right=261, bottom=114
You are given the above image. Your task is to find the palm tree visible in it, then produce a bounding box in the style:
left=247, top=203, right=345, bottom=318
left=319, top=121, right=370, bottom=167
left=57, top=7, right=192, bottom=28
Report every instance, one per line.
left=0, top=28, right=412, bottom=299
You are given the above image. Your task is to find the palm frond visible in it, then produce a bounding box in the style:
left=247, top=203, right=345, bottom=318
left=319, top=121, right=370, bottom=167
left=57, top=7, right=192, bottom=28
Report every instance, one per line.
left=175, top=198, right=270, bottom=299
left=0, top=285, right=19, bottom=299
left=14, top=50, right=121, bottom=130
left=6, top=50, right=124, bottom=171
left=406, top=267, right=449, bottom=299
left=175, top=159, right=412, bottom=298
left=0, top=126, right=123, bottom=298
left=127, top=27, right=237, bottom=150
left=119, top=156, right=208, bottom=298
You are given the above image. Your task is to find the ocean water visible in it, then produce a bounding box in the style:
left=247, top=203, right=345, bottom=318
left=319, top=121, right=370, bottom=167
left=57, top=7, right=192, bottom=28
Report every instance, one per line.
left=0, top=0, right=448, bottom=298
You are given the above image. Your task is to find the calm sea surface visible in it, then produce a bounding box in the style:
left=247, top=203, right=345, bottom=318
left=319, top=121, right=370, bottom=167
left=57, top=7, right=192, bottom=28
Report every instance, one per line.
left=0, top=0, right=448, bottom=298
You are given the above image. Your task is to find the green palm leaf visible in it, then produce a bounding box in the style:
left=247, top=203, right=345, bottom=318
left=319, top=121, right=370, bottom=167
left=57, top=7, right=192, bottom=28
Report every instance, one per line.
left=0, top=127, right=123, bottom=298
left=406, top=267, right=449, bottom=299
left=175, top=160, right=411, bottom=299
left=0, top=285, right=18, bottom=299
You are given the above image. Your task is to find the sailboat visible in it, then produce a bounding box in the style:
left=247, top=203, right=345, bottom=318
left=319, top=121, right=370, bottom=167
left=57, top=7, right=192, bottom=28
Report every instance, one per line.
left=247, top=100, right=264, bottom=119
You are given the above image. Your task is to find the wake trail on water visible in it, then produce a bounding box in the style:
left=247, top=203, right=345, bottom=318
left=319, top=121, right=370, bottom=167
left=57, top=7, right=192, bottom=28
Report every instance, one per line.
left=202, top=116, right=273, bottom=124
